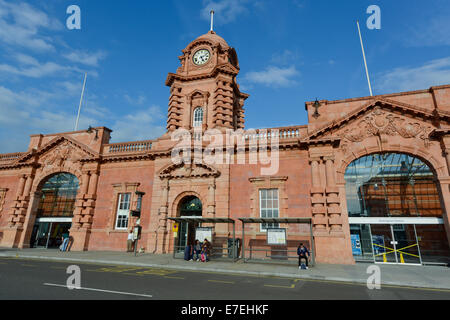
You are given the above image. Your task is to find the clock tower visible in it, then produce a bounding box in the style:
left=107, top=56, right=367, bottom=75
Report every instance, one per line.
left=165, top=30, right=249, bottom=132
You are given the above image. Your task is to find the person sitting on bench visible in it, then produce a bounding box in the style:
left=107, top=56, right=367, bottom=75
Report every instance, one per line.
left=297, top=243, right=310, bottom=269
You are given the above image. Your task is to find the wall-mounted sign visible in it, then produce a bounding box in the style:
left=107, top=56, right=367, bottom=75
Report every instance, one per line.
left=267, top=228, right=286, bottom=245
left=196, top=227, right=213, bottom=242
left=351, top=234, right=362, bottom=255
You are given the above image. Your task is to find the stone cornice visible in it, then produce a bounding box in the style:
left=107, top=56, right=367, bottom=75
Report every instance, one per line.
left=303, top=98, right=449, bottom=141
left=166, top=63, right=240, bottom=87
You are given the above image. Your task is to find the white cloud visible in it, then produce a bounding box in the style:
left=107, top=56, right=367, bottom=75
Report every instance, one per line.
left=63, top=50, right=107, bottom=67
left=201, top=0, right=250, bottom=25
left=270, top=50, right=300, bottom=66
left=110, top=106, right=166, bottom=143
left=375, top=57, right=450, bottom=93
left=124, top=94, right=147, bottom=106
left=406, top=13, right=450, bottom=47
left=0, top=60, right=74, bottom=78
left=0, top=0, right=62, bottom=51
left=243, top=65, right=300, bottom=87
left=0, top=84, right=100, bottom=152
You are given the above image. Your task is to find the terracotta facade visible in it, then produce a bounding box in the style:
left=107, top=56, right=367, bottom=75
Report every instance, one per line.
left=1, top=31, right=450, bottom=265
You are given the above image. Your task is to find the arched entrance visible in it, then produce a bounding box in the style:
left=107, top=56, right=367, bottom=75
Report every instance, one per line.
left=345, top=153, right=450, bottom=265
left=30, top=173, right=79, bottom=249
left=177, top=196, right=202, bottom=251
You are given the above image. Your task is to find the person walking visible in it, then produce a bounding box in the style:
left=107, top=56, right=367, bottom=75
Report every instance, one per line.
left=61, top=230, right=70, bottom=252
left=297, top=243, right=310, bottom=269
left=184, top=241, right=194, bottom=261
left=201, top=238, right=211, bottom=262
left=127, top=229, right=134, bottom=252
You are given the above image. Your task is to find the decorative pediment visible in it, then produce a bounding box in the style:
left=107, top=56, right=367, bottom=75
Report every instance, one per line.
left=15, top=136, right=99, bottom=167
left=159, top=161, right=220, bottom=180
left=303, top=98, right=448, bottom=146
left=187, top=89, right=210, bottom=104
left=215, top=63, right=239, bottom=76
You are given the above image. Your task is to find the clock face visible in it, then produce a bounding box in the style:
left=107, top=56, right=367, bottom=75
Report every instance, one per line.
left=193, top=49, right=210, bottom=66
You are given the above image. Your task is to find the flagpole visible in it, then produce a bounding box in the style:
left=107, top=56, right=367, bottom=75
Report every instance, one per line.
left=210, top=10, right=214, bottom=31
left=357, top=20, right=373, bottom=96
left=74, top=72, right=87, bottom=131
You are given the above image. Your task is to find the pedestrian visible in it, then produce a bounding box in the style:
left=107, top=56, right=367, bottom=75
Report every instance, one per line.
left=127, top=229, right=134, bottom=252
left=184, top=241, right=193, bottom=261
left=59, top=234, right=64, bottom=251
left=61, top=230, right=70, bottom=252
left=201, top=238, right=211, bottom=262
left=297, top=243, right=310, bottom=269
left=193, top=240, right=202, bottom=261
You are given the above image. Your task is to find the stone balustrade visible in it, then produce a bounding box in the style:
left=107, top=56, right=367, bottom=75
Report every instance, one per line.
left=105, top=141, right=153, bottom=153
left=0, top=152, right=24, bottom=162
left=244, top=125, right=304, bottom=140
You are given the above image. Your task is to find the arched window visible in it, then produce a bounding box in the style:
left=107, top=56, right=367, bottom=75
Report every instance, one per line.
left=193, top=107, right=203, bottom=127
left=345, top=153, right=450, bottom=265
left=37, top=173, right=79, bottom=218
left=344, top=153, right=442, bottom=218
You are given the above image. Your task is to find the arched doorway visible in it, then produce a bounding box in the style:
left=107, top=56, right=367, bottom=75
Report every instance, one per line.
left=30, top=173, right=79, bottom=249
left=177, top=196, right=202, bottom=251
left=345, top=153, right=450, bottom=265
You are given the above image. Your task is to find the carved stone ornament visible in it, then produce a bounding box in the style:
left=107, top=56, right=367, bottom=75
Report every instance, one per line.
left=40, top=142, right=85, bottom=169
left=339, top=106, right=433, bottom=148
left=159, top=162, right=220, bottom=180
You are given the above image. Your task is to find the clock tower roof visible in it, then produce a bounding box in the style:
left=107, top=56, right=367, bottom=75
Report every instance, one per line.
left=186, top=30, right=229, bottom=51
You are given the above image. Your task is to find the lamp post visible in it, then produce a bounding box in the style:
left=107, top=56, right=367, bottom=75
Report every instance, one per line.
left=312, top=99, right=321, bottom=118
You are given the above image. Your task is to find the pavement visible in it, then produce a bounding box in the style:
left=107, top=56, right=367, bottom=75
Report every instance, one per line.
left=0, top=247, right=449, bottom=290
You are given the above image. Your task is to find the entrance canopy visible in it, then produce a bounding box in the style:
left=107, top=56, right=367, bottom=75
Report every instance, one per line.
left=239, top=217, right=315, bottom=266
left=168, top=217, right=235, bottom=224
left=168, top=217, right=238, bottom=261
left=238, top=217, right=311, bottom=224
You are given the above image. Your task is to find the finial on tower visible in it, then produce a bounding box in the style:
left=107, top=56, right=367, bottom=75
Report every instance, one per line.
left=210, top=10, right=215, bottom=32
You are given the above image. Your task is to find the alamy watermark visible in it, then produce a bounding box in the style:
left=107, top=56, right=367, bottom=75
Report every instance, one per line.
left=366, top=265, right=381, bottom=290
left=66, top=265, right=81, bottom=290
left=367, top=5, right=381, bottom=30
left=66, top=5, right=81, bottom=30
left=171, top=128, right=280, bottom=175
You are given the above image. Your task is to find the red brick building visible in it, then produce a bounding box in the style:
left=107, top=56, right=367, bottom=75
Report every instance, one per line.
left=1, top=31, right=449, bottom=265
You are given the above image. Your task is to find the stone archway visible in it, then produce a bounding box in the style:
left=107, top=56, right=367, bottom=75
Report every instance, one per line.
left=175, top=195, right=203, bottom=251
left=341, top=151, right=450, bottom=264
left=29, top=172, right=80, bottom=249
left=171, top=191, right=205, bottom=218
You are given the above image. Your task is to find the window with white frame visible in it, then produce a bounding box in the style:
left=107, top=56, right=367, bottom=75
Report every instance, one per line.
left=193, top=107, right=203, bottom=127
left=115, top=193, right=131, bottom=229
left=259, top=189, right=279, bottom=231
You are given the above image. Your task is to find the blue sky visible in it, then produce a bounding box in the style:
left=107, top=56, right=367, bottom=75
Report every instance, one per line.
left=1, top=0, right=450, bottom=153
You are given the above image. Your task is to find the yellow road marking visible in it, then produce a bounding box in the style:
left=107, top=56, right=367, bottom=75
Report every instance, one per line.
left=5, top=257, right=449, bottom=293
left=164, top=276, right=185, bottom=280
left=264, top=279, right=299, bottom=289
left=208, top=279, right=235, bottom=284
left=21, top=264, right=36, bottom=267
left=136, top=269, right=177, bottom=276
left=264, top=284, right=296, bottom=289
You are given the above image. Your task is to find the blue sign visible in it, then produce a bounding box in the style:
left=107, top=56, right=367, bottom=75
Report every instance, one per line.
left=372, top=235, right=385, bottom=254
left=351, top=234, right=362, bottom=255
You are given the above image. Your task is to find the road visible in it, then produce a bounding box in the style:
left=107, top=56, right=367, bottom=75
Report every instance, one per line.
left=0, top=257, right=449, bottom=300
